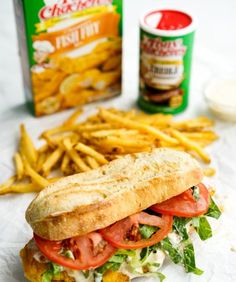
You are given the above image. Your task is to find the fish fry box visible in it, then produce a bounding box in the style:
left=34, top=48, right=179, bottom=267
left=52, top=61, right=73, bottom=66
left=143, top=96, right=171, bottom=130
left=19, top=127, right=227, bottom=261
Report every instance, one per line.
left=14, top=0, right=122, bottom=116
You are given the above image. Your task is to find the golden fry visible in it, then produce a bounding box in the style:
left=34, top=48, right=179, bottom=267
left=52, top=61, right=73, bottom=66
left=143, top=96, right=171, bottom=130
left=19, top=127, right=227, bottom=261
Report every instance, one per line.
left=170, top=129, right=211, bottom=163
left=63, top=139, right=90, bottom=172
left=99, top=109, right=178, bottom=145
left=0, top=183, right=42, bottom=194
left=20, top=124, right=38, bottom=167
left=0, top=176, right=17, bottom=195
left=85, top=156, right=100, bottom=169
left=183, top=131, right=218, bottom=141
left=61, top=153, right=70, bottom=173
left=90, top=129, right=139, bottom=138
left=75, top=142, right=108, bottom=165
left=63, top=108, right=83, bottom=126
left=37, top=143, right=48, bottom=153
left=77, top=123, right=112, bottom=132
left=101, top=136, right=151, bottom=148
left=36, top=153, right=48, bottom=172
left=204, top=167, right=216, bottom=177
left=172, top=116, right=214, bottom=131
left=14, top=153, right=24, bottom=180
left=42, top=147, right=64, bottom=175
left=23, top=158, right=50, bottom=187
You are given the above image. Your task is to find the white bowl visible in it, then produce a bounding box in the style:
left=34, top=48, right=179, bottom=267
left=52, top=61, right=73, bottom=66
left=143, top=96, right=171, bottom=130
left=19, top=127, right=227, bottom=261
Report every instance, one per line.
left=204, top=78, right=236, bottom=122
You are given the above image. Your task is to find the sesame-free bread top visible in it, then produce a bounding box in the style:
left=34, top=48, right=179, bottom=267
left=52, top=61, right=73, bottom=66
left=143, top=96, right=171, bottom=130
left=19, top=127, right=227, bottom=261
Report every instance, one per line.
left=26, top=148, right=203, bottom=240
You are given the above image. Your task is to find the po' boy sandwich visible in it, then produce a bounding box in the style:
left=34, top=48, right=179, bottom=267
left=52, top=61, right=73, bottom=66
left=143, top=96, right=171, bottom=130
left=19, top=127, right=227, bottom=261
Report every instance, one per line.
left=20, top=148, right=221, bottom=282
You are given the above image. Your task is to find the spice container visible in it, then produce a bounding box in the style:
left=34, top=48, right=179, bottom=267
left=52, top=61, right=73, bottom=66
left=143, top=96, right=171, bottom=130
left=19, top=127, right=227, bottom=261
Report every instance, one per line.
left=138, top=9, right=196, bottom=114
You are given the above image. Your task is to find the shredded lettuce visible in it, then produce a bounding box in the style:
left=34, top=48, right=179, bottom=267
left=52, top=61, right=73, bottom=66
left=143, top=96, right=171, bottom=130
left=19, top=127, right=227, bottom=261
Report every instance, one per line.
left=41, top=263, right=63, bottom=282
left=96, top=253, right=127, bottom=274
left=192, top=217, right=212, bottom=241
left=139, top=225, right=158, bottom=239
left=160, top=237, right=182, bottom=264
left=182, top=241, right=203, bottom=275
left=173, top=217, right=190, bottom=241
left=205, top=197, right=221, bottom=219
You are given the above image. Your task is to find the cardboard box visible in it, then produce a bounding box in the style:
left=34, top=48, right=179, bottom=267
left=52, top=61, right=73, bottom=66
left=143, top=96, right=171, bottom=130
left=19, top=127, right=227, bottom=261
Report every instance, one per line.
left=14, top=0, right=122, bottom=116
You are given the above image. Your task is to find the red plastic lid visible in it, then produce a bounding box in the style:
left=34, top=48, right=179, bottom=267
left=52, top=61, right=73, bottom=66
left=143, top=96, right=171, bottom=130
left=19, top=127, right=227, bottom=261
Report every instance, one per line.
left=145, top=10, right=192, bottom=31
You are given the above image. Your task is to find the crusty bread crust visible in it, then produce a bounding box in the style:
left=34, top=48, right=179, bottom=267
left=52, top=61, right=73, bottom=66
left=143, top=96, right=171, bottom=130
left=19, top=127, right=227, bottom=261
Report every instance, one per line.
left=26, top=149, right=203, bottom=240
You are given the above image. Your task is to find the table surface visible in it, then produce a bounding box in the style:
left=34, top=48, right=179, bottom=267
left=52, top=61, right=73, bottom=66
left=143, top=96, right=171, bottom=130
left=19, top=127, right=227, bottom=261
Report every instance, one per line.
left=1, top=0, right=236, bottom=281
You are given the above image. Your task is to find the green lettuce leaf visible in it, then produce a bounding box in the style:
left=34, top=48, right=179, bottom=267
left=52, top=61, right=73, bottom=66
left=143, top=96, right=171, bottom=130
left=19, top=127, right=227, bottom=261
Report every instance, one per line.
left=173, top=217, right=190, bottom=241
left=139, top=224, right=158, bottom=239
left=96, top=253, right=127, bottom=274
left=205, top=197, right=221, bottom=219
left=182, top=242, right=203, bottom=275
left=192, top=217, right=212, bottom=241
left=41, top=263, right=63, bottom=282
left=160, top=237, right=182, bottom=264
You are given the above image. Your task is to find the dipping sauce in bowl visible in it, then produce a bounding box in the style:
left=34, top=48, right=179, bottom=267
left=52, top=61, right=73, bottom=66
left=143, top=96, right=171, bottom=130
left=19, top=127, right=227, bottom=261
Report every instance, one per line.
left=205, top=78, right=236, bottom=121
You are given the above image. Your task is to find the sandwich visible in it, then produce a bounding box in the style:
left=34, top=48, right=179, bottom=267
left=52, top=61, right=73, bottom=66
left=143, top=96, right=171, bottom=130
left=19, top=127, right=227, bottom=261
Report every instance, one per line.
left=20, top=148, right=221, bottom=282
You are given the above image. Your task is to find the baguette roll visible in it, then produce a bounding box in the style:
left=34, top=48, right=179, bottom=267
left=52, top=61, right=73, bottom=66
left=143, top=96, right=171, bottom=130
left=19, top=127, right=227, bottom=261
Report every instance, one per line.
left=26, top=148, right=203, bottom=240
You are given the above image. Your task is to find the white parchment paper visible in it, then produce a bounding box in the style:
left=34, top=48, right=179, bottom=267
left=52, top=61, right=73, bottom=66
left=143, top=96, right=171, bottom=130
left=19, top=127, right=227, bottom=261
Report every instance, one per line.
left=1, top=0, right=236, bottom=278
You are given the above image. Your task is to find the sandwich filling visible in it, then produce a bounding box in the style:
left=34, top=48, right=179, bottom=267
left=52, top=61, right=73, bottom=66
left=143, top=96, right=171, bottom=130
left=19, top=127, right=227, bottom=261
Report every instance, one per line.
left=26, top=183, right=221, bottom=282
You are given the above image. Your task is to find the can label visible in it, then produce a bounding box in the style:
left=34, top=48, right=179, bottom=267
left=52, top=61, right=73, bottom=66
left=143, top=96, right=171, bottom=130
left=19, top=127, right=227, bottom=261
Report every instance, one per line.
left=138, top=10, right=195, bottom=114
left=141, top=37, right=186, bottom=90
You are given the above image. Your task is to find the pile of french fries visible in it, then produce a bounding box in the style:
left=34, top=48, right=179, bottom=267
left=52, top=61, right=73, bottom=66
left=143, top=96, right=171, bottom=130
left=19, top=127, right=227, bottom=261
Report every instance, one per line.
left=0, top=107, right=218, bottom=195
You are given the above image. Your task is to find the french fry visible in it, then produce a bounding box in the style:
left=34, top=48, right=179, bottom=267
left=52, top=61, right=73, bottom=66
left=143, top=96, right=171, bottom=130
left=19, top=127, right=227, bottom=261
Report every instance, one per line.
left=63, top=108, right=83, bottom=126
left=61, top=153, right=70, bottom=173
left=23, top=158, right=50, bottom=187
left=41, top=124, right=78, bottom=138
left=0, top=183, right=42, bottom=195
left=90, top=129, right=139, bottom=138
left=42, top=147, right=64, bottom=175
left=14, top=153, right=24, bottom=180
left=183, top=131, right=218, bottom=141
left=170, top=129, right=211, bottom=163
left=63, top=139, right=90, bottom=172
left=20, top=124, right=38, bottom=167
left=172, top=116, right=214, bottom=131
left=85, top=156, right=100, bottom=169
left=75, top=142, right=108, bottom=165
left=101, top=136, right=151, bottom=148
left=204, top=167, right=216, bottom=177
left=0, top=176, right=17, bottom=195
left=77, top=123, right=112, bottom=132
left=36, top=152, right=48, bottom=172
left=99, top=109, right=178, bottom=145
left=37, top=143, right=48, bottom=153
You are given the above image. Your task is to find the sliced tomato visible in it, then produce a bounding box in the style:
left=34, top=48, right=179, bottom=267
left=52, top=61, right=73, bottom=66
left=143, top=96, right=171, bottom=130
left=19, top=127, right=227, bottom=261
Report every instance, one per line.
left=150, top=183, right=210, bottom=217
left=34, top=232, right=116, bottom=270
left=99, top=212, right=173, bottom=249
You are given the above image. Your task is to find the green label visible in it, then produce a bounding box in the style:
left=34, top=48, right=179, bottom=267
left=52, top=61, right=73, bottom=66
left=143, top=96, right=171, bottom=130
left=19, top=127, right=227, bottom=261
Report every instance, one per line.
left=138, top=28, right=195, bottom=114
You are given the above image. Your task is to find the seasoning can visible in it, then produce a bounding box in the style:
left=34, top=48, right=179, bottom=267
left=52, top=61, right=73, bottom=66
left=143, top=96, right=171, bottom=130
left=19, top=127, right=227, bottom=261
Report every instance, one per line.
left=138, top=10, right=196, bottom=114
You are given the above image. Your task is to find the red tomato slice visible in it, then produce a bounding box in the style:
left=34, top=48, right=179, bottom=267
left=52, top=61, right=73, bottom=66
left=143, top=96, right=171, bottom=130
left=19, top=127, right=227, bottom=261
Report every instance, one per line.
left=34, top=232, right=116, bottom=270
left=100, top=212, right=173, bottom=249
left=150, top=183, right=210, bottom=217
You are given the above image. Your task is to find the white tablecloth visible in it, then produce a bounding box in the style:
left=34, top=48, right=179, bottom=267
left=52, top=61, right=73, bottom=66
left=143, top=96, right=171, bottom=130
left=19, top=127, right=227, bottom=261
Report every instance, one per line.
left=1, top=0, right=236, bottom=281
